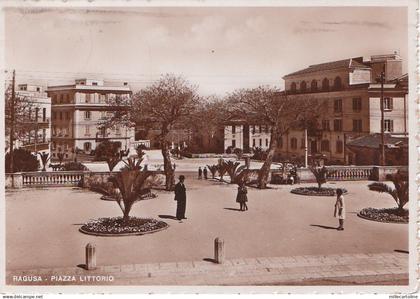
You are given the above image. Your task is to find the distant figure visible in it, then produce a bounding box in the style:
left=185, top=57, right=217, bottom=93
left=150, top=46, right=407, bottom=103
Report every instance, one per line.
left=203, top=167, right=208, bottom=179
left=334, top=189, right=345, bottom=231
left=173, top=163, right=176, bottom=170
left=198, top=167, right=202, bottom=179
left=174, top=175, right=187, bottom=221
left=236, top=182, right=248, bottom=211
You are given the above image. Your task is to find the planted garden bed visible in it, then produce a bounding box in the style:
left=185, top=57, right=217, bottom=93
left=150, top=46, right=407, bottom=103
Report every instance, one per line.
left=79, top=217, right=169, bottom=236
left=291, top=187, right=348, bottom=196
left=357, top=207, right=408, bottom=224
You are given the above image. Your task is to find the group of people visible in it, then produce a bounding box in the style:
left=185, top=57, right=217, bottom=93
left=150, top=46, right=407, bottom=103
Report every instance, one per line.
left=174, top=174, right=345, bottom=230
left=197, top=167, right=208, bottom=179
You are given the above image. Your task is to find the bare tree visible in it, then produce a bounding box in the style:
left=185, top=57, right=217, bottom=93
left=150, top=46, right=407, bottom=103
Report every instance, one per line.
left=102, top=74, right=200, bottom=191
left=227, top=86, right=322, bottom=189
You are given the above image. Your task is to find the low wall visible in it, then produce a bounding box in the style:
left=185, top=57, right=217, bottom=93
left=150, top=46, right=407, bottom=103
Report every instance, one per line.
left=371, top=166, right=408, bottom=181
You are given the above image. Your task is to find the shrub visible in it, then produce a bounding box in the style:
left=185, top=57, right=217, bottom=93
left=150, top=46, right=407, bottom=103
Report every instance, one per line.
left=61, top=161, right=89, bottom=171
left=6, top=148, right=39, bottom=172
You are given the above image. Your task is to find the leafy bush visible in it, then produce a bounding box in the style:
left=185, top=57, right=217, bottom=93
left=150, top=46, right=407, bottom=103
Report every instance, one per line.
left=61, top=161, right=89, bottom=171
left=6, top=148, right=39, bottom=172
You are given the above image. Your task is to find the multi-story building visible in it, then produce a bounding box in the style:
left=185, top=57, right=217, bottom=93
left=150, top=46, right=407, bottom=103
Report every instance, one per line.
left=224, top=119, right=271, bottom=153
left=223, top=53, right=408, bottom=165
left=12, top=84, right=51, bottom=160
left=281, top=53, right=408, bottom=164
left=47, top=79, right=135, bottom=161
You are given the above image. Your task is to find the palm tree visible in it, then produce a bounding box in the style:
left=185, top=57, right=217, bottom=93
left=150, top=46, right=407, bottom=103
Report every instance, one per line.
left=108, top=149, right=152, bottom=223
left=207, top=165, right=218, bottom=179
left=38, top=152, right=50, bottom=172
left=368, top=171, right=408, bottom=213
left=309, top=166, right=332, bottom=189
left=216, top=160, right=229, bottom=182
left=225, top=160, right=245, bottom=184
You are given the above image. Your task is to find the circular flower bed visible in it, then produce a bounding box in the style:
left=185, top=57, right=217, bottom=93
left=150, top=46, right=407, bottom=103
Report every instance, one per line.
left=79, top=217, right=169, bottom=236
left=291, top=187, right=348, bottom=196
left=357, top=207, right=408, bottom=224
left=100, top=193, right=158, bottom=201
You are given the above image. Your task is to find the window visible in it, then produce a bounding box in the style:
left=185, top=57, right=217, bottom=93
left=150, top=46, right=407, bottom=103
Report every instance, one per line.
left=232, top=139, right=236, bottom=148
left=258, top=126, right=261, bottom=133
left=115, top=125, right=121, bottom=135
left=336, top=140, right=343, bottom=153
left=232, top=125, right=236, bottom=134
left=290, top=82, right=297, bottom=93
left=35, top=108, right=39, bottom=121
left=52, top=95, right=57, bottom=104
left=101, top=111, right=106, bottom=119
left=85, top=94, right=91, bottom=103
left=311, top=80, right=318, bottom=92
left=251, top=125, right=255, bottom=134
left=259, top=138, right=262, bottom=147
left=265, top=139, right=269, bottom=147
left=84, top=142, right=91, bottom=151
left=352, top=119, right=363, bottom=132
left=42, top=129, right=46, bottom=143
left=59, top=111, right=63, bottom=120
left=383, top=97, right=393, bottom=110
left=352, top=97, right=362, bottom=111
left=36, top=87, right=40, bottom=92
left=92, top=82, right=98, bottom=86
left=85, top=125, right=90, bottom=135
left=300, top=138, right=305, bottom=149
left=322, top=78, right=329, bottom=91
left=333, top=76, right=342, bottom=90
left=300, top=81, right=307, bottom=92
left=333, top=119, right=343, bottom=131
left=60, top=94, right=64, bottom=103
left=291, top=137, right=298, bottom=149
left=321, top=140, right=330, bottom=152
left=65, top=112, right=69, bottom=120
left=322, top=120, right=330, bottom=131
left=85, top=111, right=91, bottom=120
left=52, top=126, right=56, bottom=136
left=252, top=139, right=256, bottom=147
left=384, top=119, right=394, bottom=132
left=42, top=108, right=46, bottom=122
left=334, top=99, right=342, bottom=113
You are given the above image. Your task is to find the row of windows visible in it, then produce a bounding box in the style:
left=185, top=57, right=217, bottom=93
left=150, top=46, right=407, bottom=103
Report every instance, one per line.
left=252, top=138, right=269, bottom=147
left=333, top=97, right=393, bottom=113
left=52, top=111, right=71, bottom=121
left=290, top=76, right=343, bottom=93
left=230, top=125, right=270, bottom=134
left=26, top=107, right=47, bottom=122
left=279, top=137, right=344, bottom=154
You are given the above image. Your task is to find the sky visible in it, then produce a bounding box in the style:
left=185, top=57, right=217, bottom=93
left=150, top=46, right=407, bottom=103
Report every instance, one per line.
left=5, top=6, right=408, bottom=96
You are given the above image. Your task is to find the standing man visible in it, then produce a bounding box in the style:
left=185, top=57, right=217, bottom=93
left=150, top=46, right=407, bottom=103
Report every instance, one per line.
left=174, top=175, right=187, bottom=221
left=203, top=167, right=208, bottom=180
left=198, top=167, right=202, bottom=179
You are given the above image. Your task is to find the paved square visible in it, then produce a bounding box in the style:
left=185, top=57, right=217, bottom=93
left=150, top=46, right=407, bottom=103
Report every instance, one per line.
left=6, top=174, right=408, bottom=272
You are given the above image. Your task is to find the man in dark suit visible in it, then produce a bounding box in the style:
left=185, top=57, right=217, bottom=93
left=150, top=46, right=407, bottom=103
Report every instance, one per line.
left=174, top=175, right=187, bottom=221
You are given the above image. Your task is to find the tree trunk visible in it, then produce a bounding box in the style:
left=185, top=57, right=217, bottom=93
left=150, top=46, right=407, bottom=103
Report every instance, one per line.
left=258, top=132, right=278, bottom=189
left=162, top=141, right=175, bottom=191
left=122, top=209, right=130, bottom=224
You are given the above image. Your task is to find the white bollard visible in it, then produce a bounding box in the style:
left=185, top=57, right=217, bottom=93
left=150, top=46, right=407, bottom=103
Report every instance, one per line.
left=85, top=243, right=97, bottom=270
left=214, top=238, right=225, bottom=264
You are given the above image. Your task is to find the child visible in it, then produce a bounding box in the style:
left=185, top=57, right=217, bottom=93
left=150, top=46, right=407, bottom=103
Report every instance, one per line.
left=236, top=182, right=248, bottom=211
left=334, top=189, right=345, bottom=230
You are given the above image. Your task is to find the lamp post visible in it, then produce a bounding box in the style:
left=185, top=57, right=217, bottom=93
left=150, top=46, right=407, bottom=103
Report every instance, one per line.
left=379, top=65, right=386, bottom=166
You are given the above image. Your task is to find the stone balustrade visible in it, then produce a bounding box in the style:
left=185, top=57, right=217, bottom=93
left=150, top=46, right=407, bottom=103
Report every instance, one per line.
left=21, top=171, right=86, bottom=187
left=326, top=166, right=374, bottom=181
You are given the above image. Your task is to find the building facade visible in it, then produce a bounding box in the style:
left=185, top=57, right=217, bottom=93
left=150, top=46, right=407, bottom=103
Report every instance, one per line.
left=223, top=53, right=408, bottom=165
left=224, top=120, right=271, bottom=153
left=13, top=84, right=51, bottom=160
left=47, top=79, right=135, bottom=161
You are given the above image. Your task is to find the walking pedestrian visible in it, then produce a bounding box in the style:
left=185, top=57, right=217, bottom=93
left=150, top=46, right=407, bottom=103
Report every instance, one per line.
left=198, top=167, right=202, bottom=179
left=203, top=167, right=208, bottom=179
left=334, top=188, right=345, bottom=230
left=236, top=182, right=248, bottom=211
left=174, top=175, right=187, bottom=222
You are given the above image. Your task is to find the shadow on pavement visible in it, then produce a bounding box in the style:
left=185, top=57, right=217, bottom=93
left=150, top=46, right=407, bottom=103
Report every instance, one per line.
left=394, top=249, right=409, bottom=254
left=224, top=208, right=242, bottom=212
left=203, top=258, right=217, bottom=263
left=77, top=264, right=87, bottom=270
left=158, top=215, right=178, bottom=220
left=310, top=224, right=338, bottom=230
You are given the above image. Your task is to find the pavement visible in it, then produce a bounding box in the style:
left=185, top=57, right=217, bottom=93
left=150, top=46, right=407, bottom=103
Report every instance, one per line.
left=7, top=252, right=408, bottom=285
left=6, top=171, right=409, bottom=286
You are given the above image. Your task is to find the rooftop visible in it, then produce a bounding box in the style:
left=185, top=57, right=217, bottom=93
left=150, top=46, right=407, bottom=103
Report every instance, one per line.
left=283, top=57, right=370, bottom=78
left=347, top=133, right=408, bottom=149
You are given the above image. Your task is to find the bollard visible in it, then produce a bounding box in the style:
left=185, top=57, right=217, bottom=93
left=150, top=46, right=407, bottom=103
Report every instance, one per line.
left=214, top=238, right=225, bottom=264
left=85, top=243, right=97, bottom=270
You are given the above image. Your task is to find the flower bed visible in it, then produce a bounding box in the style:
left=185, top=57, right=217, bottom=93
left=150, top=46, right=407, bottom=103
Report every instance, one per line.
left=291, top=187, right=348, bottom=196
left=79, top=217, right=169, bottom=236
left=100, top=192, right=157, bottom=201
left=357, top=207, right=408, bottom=224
